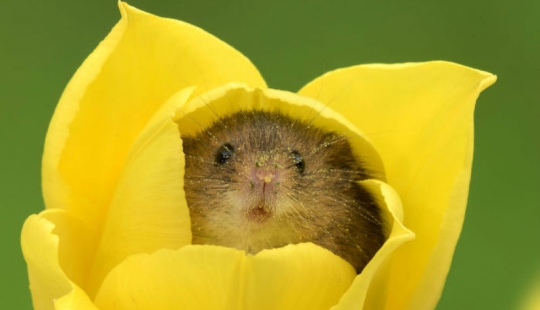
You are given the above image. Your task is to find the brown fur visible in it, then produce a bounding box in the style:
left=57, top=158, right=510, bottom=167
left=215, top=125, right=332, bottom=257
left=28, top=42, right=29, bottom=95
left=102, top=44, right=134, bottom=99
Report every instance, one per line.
left=182, top=110, right=385, bottom=272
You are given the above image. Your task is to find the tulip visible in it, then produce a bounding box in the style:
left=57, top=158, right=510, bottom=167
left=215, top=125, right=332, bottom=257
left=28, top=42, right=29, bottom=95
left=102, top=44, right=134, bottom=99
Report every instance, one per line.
left=21, top=2, right=495, bottom=309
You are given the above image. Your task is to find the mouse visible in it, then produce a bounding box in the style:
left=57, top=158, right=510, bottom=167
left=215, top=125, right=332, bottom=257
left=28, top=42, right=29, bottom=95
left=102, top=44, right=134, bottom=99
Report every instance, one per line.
left=181, top=109, right=386, bottom=272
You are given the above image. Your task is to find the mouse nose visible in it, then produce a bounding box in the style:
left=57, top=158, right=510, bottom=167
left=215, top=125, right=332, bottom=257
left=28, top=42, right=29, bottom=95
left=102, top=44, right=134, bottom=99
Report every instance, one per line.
left=256, top=169, right=275, bottom=183
left=250, top=167, right=281, bottom=195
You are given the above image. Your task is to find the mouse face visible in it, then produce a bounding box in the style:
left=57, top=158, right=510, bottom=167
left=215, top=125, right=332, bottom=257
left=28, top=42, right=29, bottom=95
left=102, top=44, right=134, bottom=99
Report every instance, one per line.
left=182, top=110, right=385, bottom=272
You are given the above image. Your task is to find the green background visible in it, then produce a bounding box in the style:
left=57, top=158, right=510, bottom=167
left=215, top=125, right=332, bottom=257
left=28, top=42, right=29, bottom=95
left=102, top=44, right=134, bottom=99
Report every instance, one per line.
left=1, top=0, right=538, bottom=309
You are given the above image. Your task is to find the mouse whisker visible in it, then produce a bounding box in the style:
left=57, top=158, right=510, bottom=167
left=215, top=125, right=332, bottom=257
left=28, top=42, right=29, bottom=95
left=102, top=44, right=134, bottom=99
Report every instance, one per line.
left=178, top=114, right=220, bottom=143
left=186, top=188, right=231, bottom=195
left=302, top=73, right=360, bottom=131
left=194, top=64, right=225, bottom=122
left=302, top=168, right=369, bottom=178
left=304, top=138, right=350, bottom=158
left=194, top=87, right=236, bottom=142
left=184, top=178, right=232, bottom=184
left=182, top=154, right=214, bottom=163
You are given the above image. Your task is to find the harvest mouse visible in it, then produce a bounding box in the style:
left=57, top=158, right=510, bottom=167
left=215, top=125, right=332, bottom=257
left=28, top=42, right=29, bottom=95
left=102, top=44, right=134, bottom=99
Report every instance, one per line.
left=182, top=110, right=385, bottom=272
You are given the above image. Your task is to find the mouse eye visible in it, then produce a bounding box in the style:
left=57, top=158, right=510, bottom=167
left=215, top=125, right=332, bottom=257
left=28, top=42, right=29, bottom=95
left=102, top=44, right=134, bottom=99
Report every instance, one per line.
left=215, top=143, right=234, bottom=165
left=291, top=150, right=305, bottom=174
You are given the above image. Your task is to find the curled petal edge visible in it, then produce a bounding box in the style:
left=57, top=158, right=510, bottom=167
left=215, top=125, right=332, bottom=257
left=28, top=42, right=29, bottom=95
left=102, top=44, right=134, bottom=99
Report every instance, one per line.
left=21, top=210, right=98, bottom=310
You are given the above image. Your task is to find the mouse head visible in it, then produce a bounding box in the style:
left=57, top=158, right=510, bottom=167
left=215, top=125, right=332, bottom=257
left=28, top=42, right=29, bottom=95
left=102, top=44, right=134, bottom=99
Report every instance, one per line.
left=182, top=110, right=380, bottom=259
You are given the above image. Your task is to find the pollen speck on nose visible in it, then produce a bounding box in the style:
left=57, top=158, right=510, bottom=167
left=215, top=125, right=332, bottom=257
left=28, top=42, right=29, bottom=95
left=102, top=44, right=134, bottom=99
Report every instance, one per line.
left=256, top=170, right=275, bottom=183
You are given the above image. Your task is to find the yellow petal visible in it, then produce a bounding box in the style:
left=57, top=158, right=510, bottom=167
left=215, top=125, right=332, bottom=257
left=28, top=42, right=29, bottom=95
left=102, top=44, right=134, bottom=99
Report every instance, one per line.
left=94, top=244, right=355, bottom=310
left=94, top=246, right=244, bottom=310
left=37, top=210, right=96, bottom=298
left=244, top=244, right=355, bottom=310
left=43, top=1, right=266, bottom=225
left=299, top=61, right=496, bottom=309
left=85, top=87, right=195, bottom=297
left=30, top=87, right=196, bottom=300
left=54, top=286, right=99, bottom=310
left=21, top=211, right=98, bottom=310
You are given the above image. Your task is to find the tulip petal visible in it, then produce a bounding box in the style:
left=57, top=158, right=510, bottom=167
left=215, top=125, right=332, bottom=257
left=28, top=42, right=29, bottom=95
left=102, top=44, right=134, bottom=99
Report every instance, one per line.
left=299, top=61, right=496, bottom=309
left=43, top=1, right=266, bottom=225
left=243, top=244, right=355, bottom=310
left=85, top=88, right=195, bottom=297
left=28, top=87, right=196, bottom=300
left=95, top=246, right=244, bottom=310
left=94, top=244, right=355, bottom=310
left=54, top=286, right=99, bottom=310
left=21, top=211, right=98, bottom=310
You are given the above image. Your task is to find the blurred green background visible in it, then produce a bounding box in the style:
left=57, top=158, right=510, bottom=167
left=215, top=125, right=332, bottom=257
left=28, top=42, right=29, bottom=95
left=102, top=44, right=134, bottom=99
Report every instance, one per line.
left=1, top=0, right=538, bottom=309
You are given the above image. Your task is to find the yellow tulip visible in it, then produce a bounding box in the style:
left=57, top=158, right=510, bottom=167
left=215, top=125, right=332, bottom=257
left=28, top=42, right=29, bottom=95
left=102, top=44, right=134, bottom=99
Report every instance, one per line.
left=21, top=2, right=496, bottom=310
